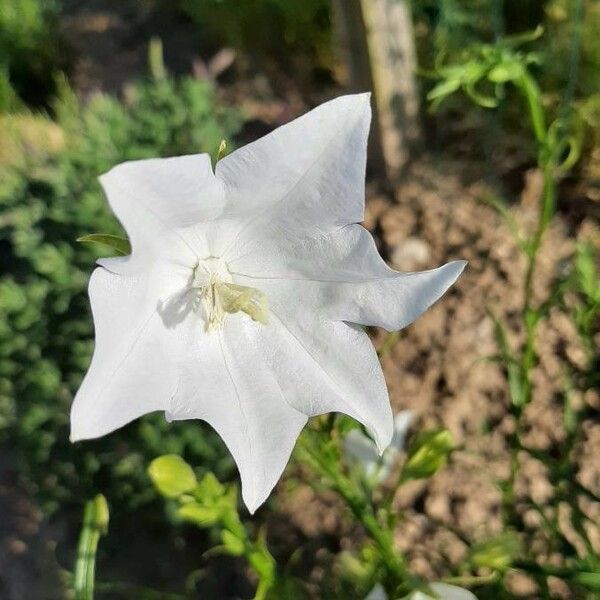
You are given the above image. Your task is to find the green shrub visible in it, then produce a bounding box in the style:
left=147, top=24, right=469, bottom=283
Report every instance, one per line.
left=0, top=0, right=67, bottom=110
left=0, top=73, right=242, bottom=513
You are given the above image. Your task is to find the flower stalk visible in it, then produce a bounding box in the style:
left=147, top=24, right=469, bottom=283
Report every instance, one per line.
left=73, top=494, right=109, bottom=600
left=297, top=427, right=414, bottom=595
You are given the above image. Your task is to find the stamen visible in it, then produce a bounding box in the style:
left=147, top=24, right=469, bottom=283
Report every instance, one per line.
left=194, top=260, right=268, bottom=331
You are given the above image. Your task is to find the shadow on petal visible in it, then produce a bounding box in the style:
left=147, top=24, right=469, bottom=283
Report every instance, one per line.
left=157, top=287, right=197, bottom=329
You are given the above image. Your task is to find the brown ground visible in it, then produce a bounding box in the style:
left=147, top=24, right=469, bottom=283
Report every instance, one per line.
left=277, top=159, right=600, bottom=598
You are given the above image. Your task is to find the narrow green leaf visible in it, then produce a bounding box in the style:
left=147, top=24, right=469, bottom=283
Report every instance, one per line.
left=216, top=139, right=227, bottom=163
left=427, top=78, right=461, bottom=101
left=575, top=244, right=599, bottom=301
left=77, top=234, right=131, bottom=256
left=491, top=314, right=525, bottom=407
left=480, top=194, right=524, bottom=248
left=574, top=571, right=600, bottom=590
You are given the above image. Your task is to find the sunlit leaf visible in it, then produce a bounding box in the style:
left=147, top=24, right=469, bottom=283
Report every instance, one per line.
left=77, top=234, right=131, bottom=256
left=148, top=455, right=197, bottom=498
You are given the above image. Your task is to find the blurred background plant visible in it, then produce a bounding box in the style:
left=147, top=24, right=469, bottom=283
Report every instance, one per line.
left=0, top=0, right=598, bottom=598
left=0, top=0, right=72, bottom=111
left=0, top=38, right=240, bottom=514
left=426, top=23, right=600, bottom=599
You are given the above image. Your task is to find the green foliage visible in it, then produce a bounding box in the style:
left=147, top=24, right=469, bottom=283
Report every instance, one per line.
left=571, top=243, right=600, bottom=361
left=468, top=533, right=520, bottom=573
left=428, top=28, right=600, bottom=599
left=178, top=0, right=332, bottom=69
left=0, top=0, right=66, bottom=110
left=426, top=28, right=544, bottom=111
left=0, top=71, right=242, bottom=513
left=149, top=458, right=278, bottom=600
left=400, top=429, right=453, bottom=482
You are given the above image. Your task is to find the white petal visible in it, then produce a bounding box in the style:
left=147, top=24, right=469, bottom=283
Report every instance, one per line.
left=409, top=583, right=478, bottom=600
left=391, top=410, right=414, bottom=452
left=167, top=315, right=307, bottom=513
left=365, top=584, right=388, bottom=600
left=430, top=583, right=477, bottom=600
left=98, top=154, right=226, bottom=272
left=213, top=94, right=371, bottom=259
left=344, top=429, right=380, bottom=477
left=236, top=277, right=393, bottom=451
left=231, top=225, right=465, bottom=332
left=70, top=265, right=189, bottom=441
left=378, top=410, right=415, bottom=480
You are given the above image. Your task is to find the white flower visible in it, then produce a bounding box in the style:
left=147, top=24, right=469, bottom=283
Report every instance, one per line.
left=364, top=583, right=388, bottom=600
left=70, top=94, right=465, bottom=512
left=365, top=582, right=477, bottom=600
left=344, top=410, right=414, bottom=481
left=408, top=583, right=478, bottom=600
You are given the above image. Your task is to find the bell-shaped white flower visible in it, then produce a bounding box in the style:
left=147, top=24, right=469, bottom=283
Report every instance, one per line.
left=70, top=94, right=466, bottom=512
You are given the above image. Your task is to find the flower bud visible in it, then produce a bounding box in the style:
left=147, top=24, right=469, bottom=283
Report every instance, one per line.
left=469, top=533, right=520, bottom=572
left=401, top=429, right=453, bottom=482
left=148, top=454, right=197, bottom=498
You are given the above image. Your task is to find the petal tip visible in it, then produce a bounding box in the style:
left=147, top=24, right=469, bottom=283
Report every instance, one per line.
left=241, top=487, right=262, bottom=515
left=69, top=421, right=87, bottom=443
left=450, top=259, right=468, bottom=283
left=373, top=416, right=394, bottom=456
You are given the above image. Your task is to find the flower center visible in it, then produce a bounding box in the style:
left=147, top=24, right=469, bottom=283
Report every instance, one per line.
left=192, top=257, right=268, bottom=331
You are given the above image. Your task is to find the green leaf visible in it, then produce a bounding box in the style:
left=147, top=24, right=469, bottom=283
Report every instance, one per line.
left=480, top=194, right=524, bottom=248
left=216, top=139, right=227, bottom=163
left=576, top=244, right=600, bottom=302
left=574, top=570, right=600, bottom=590
left=195, top=472, right=225, bottom=502
left=221, top=529, right=245, bottom=556
left=77, top=234, right=131, bottom=256
left=177, top=502, right=220, bottom=527
left=148, top=455, right=197, bottom=498
left=491, top=315, right=525, bottom=407
left=427, top=78, right=461, bottom=102
left=464, top=80, right=499, bottom=108
left=487, top=61, right=522, bottom=83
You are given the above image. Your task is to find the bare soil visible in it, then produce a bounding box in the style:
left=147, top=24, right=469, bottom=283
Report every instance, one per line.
left=277, top=158, right=600, bottom=598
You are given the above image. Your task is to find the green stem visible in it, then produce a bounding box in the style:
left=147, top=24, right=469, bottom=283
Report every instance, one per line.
left=73, top=495, right=109, bottom=600
left=514, top=559, right=600, bottom=585
left=503, top=68, right=557, bottom=530
left=299, top=434, right=411, bottom=590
